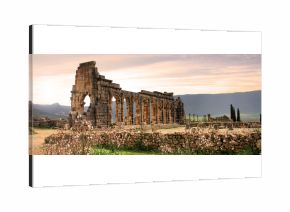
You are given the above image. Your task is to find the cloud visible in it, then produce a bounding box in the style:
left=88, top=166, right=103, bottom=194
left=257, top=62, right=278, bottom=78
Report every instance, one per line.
left=32, top=54, right=261, bottom=105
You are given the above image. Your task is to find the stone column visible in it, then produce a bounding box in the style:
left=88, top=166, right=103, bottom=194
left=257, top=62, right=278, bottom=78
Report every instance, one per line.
left=108, top=97, right=112, bottom=125
left=129, top=97, right=134, bottom=125
left=132, top=98, right=136, bottom=125
left=163, top=102, right=167, bottom=124
left=149, top=99, right=152, bottom=125
left=115, top=96, right=120, bottom=125
left=158, top=100, right=163, bottom=124
left=155, top=99, right=159, bottom=124
left=140, top=96, right=144, bottom=126
left=169, top=108, right=171, bottom=124
left=165, top=105, right=169, bottom=124
left=160, top=101, right=164, bottom=124
left=169, top=104, right=173, bottom=124
left=152, top=98, right=157, bottom=125
left=124, top=98, right=128, bottom=125
left=147, top=98, right=151, bottom=124
left=167, top=104, right=170, bottom=124
left=135, top=96, right=142, bottom=125
left=120, top=96, right=124, bottom=124
left=124, top=97, right=133, bottom=125
left=173, top=103, right=176, bottom=123
left=142, top=99, right=146, bottom=124
left=143, top=98, right=149, bottom=125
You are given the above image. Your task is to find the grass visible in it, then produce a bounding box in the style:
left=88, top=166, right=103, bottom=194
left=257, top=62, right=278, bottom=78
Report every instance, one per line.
left=90, top=147, right=160, bottom=155
left=236, top=145, right=261, bottom=155
left=90, top=145, right=260, bottom=155
left=185, top=113, right=260, bottom=122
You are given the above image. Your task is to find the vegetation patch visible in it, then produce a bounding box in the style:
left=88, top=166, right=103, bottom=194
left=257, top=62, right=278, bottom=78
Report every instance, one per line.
left=42, top=128, right=261, bottom=155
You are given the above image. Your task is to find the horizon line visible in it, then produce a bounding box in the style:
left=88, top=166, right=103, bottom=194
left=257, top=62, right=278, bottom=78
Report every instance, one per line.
left=31, top=89, right=261, bottom=106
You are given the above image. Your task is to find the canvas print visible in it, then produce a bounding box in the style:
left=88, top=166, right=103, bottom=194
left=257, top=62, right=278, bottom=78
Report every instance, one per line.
left=29, top=54, right=261, bottom=155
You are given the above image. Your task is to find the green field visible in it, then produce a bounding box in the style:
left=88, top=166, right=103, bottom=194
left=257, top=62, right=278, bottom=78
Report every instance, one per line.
left=90, top=145, right=259, bottom=155
left=186, top=113, right=260, bottom=122
left=90, top=148, right=160, bottom=155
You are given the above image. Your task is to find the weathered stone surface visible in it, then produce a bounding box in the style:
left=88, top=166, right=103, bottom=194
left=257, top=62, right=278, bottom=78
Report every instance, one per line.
left=69, top=61, right=185, bottom=128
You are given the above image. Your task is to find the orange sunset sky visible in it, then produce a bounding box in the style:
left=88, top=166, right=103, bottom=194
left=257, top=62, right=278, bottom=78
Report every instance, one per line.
left=32, top=54, right=261, bottom=106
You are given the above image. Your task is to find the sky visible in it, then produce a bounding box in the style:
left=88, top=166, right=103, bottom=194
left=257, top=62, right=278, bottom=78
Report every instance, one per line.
left=32, top=54, right=261, bottom=106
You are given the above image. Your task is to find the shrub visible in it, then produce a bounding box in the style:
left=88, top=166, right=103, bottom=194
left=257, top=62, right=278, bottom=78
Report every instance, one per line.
left=42, top=128, right=261, bottom=155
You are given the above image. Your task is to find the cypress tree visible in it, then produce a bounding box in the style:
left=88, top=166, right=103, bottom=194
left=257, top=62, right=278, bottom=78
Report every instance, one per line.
left=237, top=108, right=241, bottom=122
left=232, top=106, right=236, bottom=122
left=230, top=104, right=234, bottom=121
left=230, top=104, right=236, bottom=122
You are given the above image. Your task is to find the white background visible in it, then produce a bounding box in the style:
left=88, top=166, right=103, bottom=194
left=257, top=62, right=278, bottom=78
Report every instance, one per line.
left=0, top=0, right=289, bottom=211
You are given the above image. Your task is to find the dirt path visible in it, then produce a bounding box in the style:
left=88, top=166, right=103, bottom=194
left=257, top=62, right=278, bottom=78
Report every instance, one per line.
left=29, top=128, right=57, bottom=155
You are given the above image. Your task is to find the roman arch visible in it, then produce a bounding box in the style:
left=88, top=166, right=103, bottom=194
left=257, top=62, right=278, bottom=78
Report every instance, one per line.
left=69, top=61, right=185, bottom=128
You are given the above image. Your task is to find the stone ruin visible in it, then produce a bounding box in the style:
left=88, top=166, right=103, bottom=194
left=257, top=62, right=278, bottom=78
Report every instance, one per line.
left=69, top=61, right=185, bottom=128
left=207, top=114, right=231, bottom=122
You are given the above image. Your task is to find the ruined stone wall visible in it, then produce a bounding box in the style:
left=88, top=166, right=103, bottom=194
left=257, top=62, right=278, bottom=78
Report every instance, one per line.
left=69, top=61, right=185, bottom=128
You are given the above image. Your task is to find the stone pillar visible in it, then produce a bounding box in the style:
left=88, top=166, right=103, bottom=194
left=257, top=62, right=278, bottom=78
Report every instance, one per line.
left=142, top=99, right=146, bottom=124
left=135, top=96, right=142, bottom=125
left=159, top=100, right=163, bottom=124
left=169, top=104, right=173, bottom=124
left=173, top=103, right=176, bottom=123
left=129, top=97, right=134, bottom=125
left=120, top=96, right=124, bottom=124
left=115, top=96, right=120, bottom=125
left=124, top=98, right=128, bottom=125
left=155, top=99, right=159, bottom=124
left=132, top=98, right=136, bottom=125
left=143, top=98, right=150, bottom=125
left=148, top=99, right=152, bottom=124
left=142, top=98, right=149, bottom=124
left=124, top=96, right=133, bottom=125
left=140, top=96, right=144, bottom=126
left=124, top=98, right=130, bottom=125
left=163, top=102, right=167, bottom=124
left=151, top=98, right=157, bottom=124
left=108, top=97, right=112, bottom=125
left=166, top=107, right=169, bottom=124
left=161, top=101, right=165, bottom=124
left=149, top=99, right=152, bottom=124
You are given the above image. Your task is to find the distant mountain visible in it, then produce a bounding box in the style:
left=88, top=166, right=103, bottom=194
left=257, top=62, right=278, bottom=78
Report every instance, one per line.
left=176, top=90, right=261, bottom=120
left=30, top=90, right=261, bottom=121
left=31, top=103, right=71, bottom=119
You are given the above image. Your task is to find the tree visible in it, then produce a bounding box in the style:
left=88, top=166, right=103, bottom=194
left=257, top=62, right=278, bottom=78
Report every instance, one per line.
left=230, top=104, right=233, bottom=120
left=237, top=108, right=241, bottom=122
left=232, top=107, right=236, bottom=122
left=230, top=104, right=236, bottom=122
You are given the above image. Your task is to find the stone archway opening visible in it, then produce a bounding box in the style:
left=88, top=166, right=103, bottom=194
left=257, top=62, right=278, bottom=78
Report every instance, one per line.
left=83, top=94, right=91, bottom=113
left=111, top=96, right=116, bottom=124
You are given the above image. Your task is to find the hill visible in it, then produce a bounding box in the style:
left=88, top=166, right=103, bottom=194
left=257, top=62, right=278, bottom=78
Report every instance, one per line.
left=30, top=90, right=261, bottom=121
left=31, top=103, right=70, bottom=119
left=176, top=90, right=261, bottom=121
